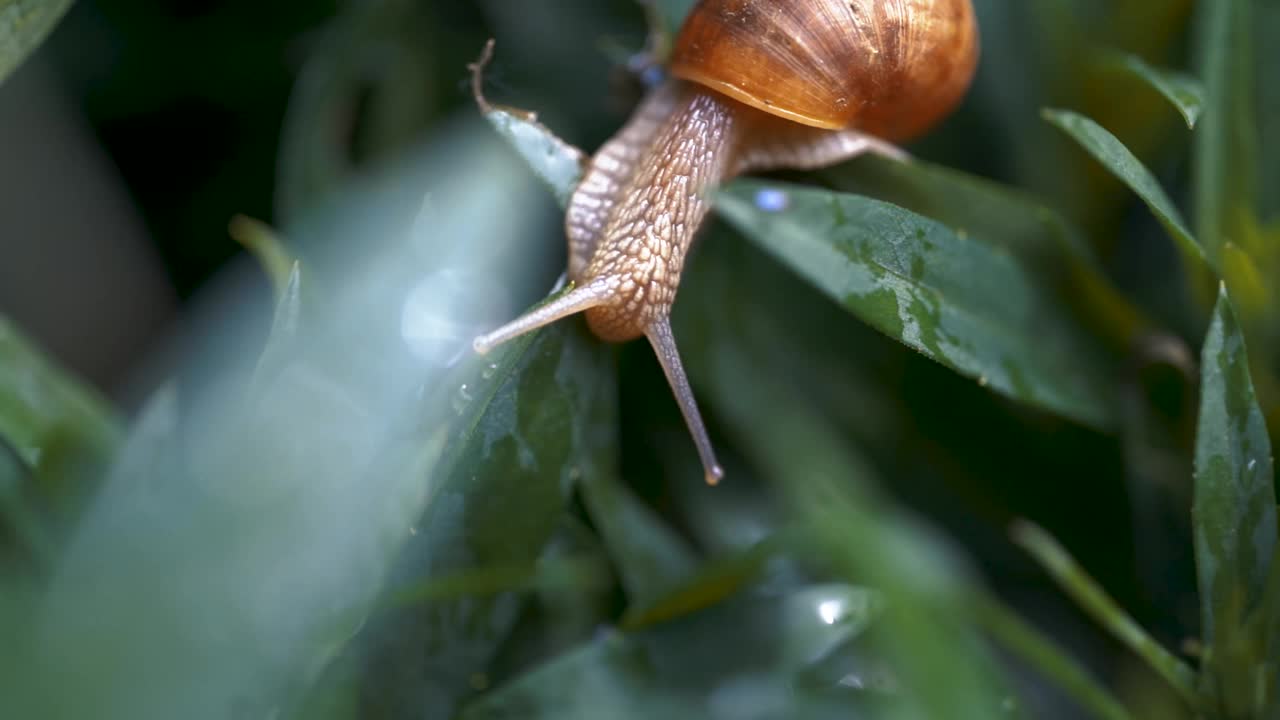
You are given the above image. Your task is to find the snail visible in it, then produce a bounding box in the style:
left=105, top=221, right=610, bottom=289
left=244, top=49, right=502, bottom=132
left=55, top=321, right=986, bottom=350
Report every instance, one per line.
left=471, top=0, right=979, bottom=485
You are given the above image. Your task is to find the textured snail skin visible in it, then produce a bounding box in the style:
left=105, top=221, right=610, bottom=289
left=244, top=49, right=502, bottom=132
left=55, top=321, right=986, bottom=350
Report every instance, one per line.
left=570, top=83, right=734, bottom=342
left=473, top=0, right=979, bottom=484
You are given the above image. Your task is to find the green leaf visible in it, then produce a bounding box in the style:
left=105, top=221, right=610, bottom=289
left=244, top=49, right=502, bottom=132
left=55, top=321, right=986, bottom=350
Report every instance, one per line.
left=0, top=317, right=120, bottom=472
left=620, top=533, right=788, bottom=630
left=478, top=104, right=584, bottom=207
left=715, top=180, right=1116, bottom=430
left=578, top=470, right=699, bottom=609
left=0, top=0, right=74, bottom=86
left=0, top=435, right=54, bottom=570
left=824, top=155, right=1149, bottom=349
left=248, top=260, right=305, bottom=396
left=1194, top=0, right=1258, bottom=267
left=5, top=124, right=612, bottom=720
left=1043, top=109, right=1208, bottom=271
left=970, top=591, right=1135, bottom=720
left=229, top=215, right=296, bottom=298
left=1010, top=520, right=1199, bottom=708
left=357, top=294, right=614, bottom=718
left=1100, top=53, right=1205, bottom=130
left=699, top=342, right=1009, bottom=720
left=1193, top=285, right=1278, bottom=709
left=463, top=582, right=880, bottom=720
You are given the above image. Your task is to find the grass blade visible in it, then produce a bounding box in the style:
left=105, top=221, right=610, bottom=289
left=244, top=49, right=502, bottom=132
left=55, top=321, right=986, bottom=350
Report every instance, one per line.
left=1044, top=109, right=1207, bottom=272
left=1011, top=520, right=1200, bottom=709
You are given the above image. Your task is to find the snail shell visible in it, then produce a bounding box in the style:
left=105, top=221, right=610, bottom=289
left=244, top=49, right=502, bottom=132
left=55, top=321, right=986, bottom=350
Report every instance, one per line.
left=472, top=0, right=979, bottom=484
left=671, top=0, right=979, bottom=140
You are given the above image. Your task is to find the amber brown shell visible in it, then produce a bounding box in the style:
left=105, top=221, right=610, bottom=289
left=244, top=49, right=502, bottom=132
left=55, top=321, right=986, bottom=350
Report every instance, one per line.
left=670, top=0, right=979, bottom=141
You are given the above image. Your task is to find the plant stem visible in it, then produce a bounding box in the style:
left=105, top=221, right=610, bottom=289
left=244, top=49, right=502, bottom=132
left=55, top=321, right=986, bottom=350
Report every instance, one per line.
left=970, top=590, right=1135, bottom=720
left=1010, top=519, right=1202, bottom=710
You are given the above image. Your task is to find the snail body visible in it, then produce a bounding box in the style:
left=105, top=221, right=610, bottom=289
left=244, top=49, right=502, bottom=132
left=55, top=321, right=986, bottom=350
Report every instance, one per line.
left=474, top=0, right=979, bottom=485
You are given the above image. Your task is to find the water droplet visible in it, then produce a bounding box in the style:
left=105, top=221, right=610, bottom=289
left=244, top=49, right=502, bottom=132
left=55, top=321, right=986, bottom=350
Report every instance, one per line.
left=1247, top=458, right=1257, bottom=471
left=978, top=375, right=989, bottom=387
left=481, top=362, right=499, bottom=380
left=754, top=187, right=789, bottom=213
left=452, top=383, right=473, bottom=413
left=409, top=526, right=418, bottom=536
left=834, top=96, right=849, bottom=109
left=817, top=599, right=843, bottom=625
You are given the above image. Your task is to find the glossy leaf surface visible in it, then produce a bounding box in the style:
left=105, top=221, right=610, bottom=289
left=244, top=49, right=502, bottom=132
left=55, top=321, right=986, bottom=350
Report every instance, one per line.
left=715, top=179, right=1116, bottom=430
left=1192, top=288, right=1278, bottom=713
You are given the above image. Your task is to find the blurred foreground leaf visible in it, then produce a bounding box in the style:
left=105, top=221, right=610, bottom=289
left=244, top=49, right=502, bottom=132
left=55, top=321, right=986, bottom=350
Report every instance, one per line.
left=0, top=318, right=119, bottom=470
left=715, top=180, right=1116, bottom=430
left=1, top=123, right=605, bottom=720
left=0, top=0, right=74, bottom=85
left=229, top=215, right=296, bottom=298
left=701, top=341, right=1010, bottom=718
left=1192, top=286, right=1277, bottom=714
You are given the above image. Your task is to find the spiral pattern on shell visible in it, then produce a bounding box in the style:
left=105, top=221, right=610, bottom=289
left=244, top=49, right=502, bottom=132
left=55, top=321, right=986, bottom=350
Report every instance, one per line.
left=670, top=0, right=979, bottom=141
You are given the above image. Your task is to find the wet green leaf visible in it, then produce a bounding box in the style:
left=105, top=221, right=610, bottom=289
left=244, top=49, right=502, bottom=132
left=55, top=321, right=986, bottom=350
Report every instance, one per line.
left=1193, top=285, right=1277, bottom=709
left=1044, top=109, right=1207, bottom=271
left=357, top=294, right=614, bottom=718
left=0, top=317, right=120, bottom=472
left=1100, top=53, right=1204, bottom=130
left=463, top=581, right=879, bottom=720
left=819, top=156, right=1150, bottom=345
left=0, top=0, right=74, bottom=86
left=715, top=180, right=1116, bottom=430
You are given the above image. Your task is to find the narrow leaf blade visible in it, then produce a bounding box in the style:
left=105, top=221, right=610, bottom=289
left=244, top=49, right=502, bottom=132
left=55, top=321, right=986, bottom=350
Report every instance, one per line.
left=1102, top=53, right=1205, bottom=130
left=1194, top=0, right=1258, bottom=267
left=0, top=317, right=120, bottom=470
left=1043, top=109, right=1207, bottom=270
left=1193, top=285, right=1277, bottom=698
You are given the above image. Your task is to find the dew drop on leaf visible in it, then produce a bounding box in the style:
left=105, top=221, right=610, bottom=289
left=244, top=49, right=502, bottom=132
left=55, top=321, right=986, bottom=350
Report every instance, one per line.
left=753, top=187, right=790, bottom=213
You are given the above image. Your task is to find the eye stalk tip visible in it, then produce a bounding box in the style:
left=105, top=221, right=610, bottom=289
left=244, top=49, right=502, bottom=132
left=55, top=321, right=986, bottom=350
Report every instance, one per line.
left=705, top=464, right=725, bottom=486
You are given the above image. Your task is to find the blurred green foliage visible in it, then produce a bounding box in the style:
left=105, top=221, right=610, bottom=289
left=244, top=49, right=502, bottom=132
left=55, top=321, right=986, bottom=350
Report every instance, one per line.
left=2, top=0, right=1280, bottom=718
